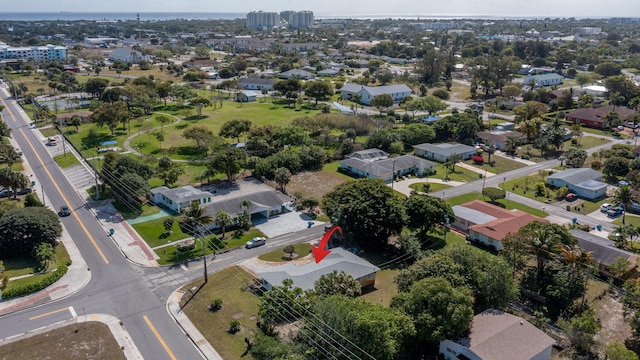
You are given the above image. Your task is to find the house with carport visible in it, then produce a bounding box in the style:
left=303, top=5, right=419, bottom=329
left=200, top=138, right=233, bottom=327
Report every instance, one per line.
left=413, top=142, right=477, bottom=163
left=546, top=168, right=608, bottom=200
left=452, top=200, right=547, bottom=251
left=150, top=185, right=212, bottom=213
left=259, top=248, right=380, bottom=291
left=569, top=229, right=638, bottom=279
left=440, top=309, right=555, bottom=360
left=202, top=190, right=291, bottom=229
left=338, top=149, right=435, bottom=183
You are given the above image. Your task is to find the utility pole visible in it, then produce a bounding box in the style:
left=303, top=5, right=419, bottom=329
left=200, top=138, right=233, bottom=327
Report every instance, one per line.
left=200, top=231, right=208, bottom=284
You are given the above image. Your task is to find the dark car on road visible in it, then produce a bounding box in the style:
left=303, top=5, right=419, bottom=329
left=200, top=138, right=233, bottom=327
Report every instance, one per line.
left=58, top=206, right=71, bottom=217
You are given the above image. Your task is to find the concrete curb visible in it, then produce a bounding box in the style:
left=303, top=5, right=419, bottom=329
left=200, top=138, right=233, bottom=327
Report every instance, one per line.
left=166, top=289, right=223, bottom=360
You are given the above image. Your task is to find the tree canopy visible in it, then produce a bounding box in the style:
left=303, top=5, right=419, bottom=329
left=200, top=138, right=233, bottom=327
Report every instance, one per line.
left=0, top=207, right=61, bottom=257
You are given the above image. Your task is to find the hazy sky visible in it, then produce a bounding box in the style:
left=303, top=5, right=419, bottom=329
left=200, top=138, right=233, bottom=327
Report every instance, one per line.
left=4, top=0, right=640, bottom=18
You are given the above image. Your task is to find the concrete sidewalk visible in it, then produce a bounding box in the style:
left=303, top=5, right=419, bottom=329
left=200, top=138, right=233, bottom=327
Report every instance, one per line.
left=167, top=289, right=223, bottom=360
left=0, top=313, right=144, bottom=360
left=0, top=138, right=91, bottom=315
left=455, top=162, right=497, bottom=177
left=493, top=150, right=537, bottom=166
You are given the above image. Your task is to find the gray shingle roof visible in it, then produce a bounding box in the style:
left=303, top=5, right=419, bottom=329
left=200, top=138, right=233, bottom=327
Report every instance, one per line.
left=346, top=148, right=389, bottom=161
left=569, top=229, right=637, bottom=266
left=204, top=190, right=290, bottom=218
left=413, top=142, right=477, bottom=157
left=151, top=185, right=210, bottom=204
left=259, top=248, right=380, bottom=291
left=575, top=179, right=608, bottom=191
left=339, top=84, right=412, bottom=96
left=547, top=168, right=603, bottom=186
left=340, top=155, right=435, bottom=177
left=238, top=78, right=276, bottom=85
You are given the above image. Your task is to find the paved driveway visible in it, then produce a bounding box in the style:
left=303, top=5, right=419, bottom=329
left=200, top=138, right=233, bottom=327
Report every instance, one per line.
left=256, top=211, right=326, bottom=238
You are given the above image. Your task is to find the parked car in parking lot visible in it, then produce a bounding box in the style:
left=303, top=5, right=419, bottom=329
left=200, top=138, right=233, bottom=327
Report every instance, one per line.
left=600, top=203, right=612, bottom=212
left=607, top=206, right=624, bottom=217
left=245, top=237, right=266, bottom=249
left=0, top=189, right=14, bottom=198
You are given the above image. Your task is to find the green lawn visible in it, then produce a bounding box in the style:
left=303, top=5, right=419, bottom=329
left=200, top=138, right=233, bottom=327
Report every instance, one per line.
left=361, top=269, right=400, bottom=307
left=131, top=216, right=189, bottom=248
left=499, top=172, right=556, bottom=203
left=465, top=155, right=526, bottom=174
left=180, top=266, right=260, bottom=360
left=613, top=213, right=640, bottom=227
left=2, top=243, right=71, bottom=292
left=431, top=163, right=479, bottom=183
left=408, top=182, right=452, bottom=192
left=446, top=192, right=547, bottom=217
left=38, top=127, right=59, bottom=138
left=258, top=243, right=312, bottom=262
left=131, top=101, right=321, bottom=160
left=577, top=136, right=610, bottom=149
left=53, top=153, right=80, bottom=168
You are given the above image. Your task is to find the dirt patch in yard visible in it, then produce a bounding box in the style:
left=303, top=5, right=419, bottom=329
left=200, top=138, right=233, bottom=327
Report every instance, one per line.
left=0, top=322, right=125, bottom=360
left=287, top=170, right=351, bottom=199
left=593, top=292, right=633, bottom=357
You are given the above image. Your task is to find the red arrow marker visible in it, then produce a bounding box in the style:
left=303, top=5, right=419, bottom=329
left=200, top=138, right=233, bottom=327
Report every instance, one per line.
left=312, top=225, right=342, bottom=264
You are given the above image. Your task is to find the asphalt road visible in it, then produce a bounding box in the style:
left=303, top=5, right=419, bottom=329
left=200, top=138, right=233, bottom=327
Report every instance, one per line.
left=0, top=91, right=330, bottom=359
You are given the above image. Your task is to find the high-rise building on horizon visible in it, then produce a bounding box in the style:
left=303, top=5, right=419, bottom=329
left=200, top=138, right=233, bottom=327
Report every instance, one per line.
left=289, top=11, right=314, bottom=29
left=246, top=11, right=280, bottom=30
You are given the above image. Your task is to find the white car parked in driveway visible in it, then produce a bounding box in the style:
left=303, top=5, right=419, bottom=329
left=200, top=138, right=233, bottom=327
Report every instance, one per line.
left=600, top=203, right=612, bottom=212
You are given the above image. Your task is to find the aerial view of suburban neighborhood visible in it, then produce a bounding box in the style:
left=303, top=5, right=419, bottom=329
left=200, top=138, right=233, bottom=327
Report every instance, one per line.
left=2, top=2, right=640, bottom=359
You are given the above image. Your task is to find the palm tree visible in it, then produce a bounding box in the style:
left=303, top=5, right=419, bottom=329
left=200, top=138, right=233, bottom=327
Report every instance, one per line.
left=215, top=210, right=232, bottom=239
left=527, top=226, right=563, bottom=280
left=504, top=135, right=520, bottom=155
left=483, top=141, right=496, bottom=165
left=609, top=92, right=624, bottom=112
left=610, top=226, right=628, bottom=249
left=604, top=111, right=622, bottom=128
left=520, top=118, right=541, bottom=143
left=0, top=145, right=21, bottom=168
left=614, top=185, right=637, bottom=225
left=181, top=200, right=213, bottom=233
left=448, top=153, right=463, bottom=172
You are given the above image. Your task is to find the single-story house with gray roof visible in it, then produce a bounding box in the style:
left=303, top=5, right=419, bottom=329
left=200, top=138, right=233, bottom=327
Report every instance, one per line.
left=413, top=142, right=477, bottom=163
left=238, top=77, right=276, bottom=91
left=339, top=83, right=412, bottom=105
left=338, top=149, right=435, bottom=183
left=569, top=229, right=638, bottom=278
left=236, top=90, right=259, bottom=102
left=202, top=190, right=291, bottom=230
left=524, top=72, right=564, bottom=87
left=546, top=168, right=608, bottom=200
left=317, top=68, right=339, bottom=77
left=259, top=248, right=380, bottom=291
left=440, top=309, right=555, bottom=360
left=151, top=185, right=213, bottom=213
left=278, top=69, right=314, bottom=80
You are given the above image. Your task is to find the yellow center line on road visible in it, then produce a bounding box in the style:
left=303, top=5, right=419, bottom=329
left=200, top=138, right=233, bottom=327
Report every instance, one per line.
left=29, top=307, right=71, bottom=321
left=143, top=315, right=177, bottom=360
left=0, top=97, right=109, bottom=264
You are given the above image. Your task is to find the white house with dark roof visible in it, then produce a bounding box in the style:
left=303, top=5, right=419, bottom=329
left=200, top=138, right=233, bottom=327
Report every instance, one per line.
left=440, top=309, right=555, bottom=360
left=150, top=185, right=212, bottom=213
left=259, top=248, right=380, bottom=291
left=413, top=143, right=477, bottom=163
left=546, top=168, right=608, bottom=200
left=339, top=83, right=412, bottom=105
left=338, top=149, right=435, bottom=183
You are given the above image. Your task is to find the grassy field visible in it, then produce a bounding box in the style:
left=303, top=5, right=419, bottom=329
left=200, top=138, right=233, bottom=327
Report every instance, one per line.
left=180, top=266, right=260, bottom=360
left=465, top=155, right=526, bottom=174
left=258, top=243, right=313, bottom=262
left=0, top=321, right=125, bottom=360
left=499, top=172, right=556, bottom=203
left=408, top=182, right=452, bottom=192
left=2, top=243, right=72, bottom=293
left=431, top=163, right=479, bottom=183
left=613, top=213, right=640, bottom=227
left=518, top=136, right=610, bottom=163
left=361, top=269, right=400, bottom=306
left=446, top=192, right=547, bottom=217
left=53, top=153, right=80, bottom=168
left=131, top=216, right=189, bottom=248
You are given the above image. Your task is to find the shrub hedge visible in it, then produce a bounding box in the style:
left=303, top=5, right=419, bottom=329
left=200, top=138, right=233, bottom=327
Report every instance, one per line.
left=1, top=264, right=68, bottom=299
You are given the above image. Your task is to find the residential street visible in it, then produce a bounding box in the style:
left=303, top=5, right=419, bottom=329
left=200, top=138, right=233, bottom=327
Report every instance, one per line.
left=0, top=87, right=326, bottom=359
